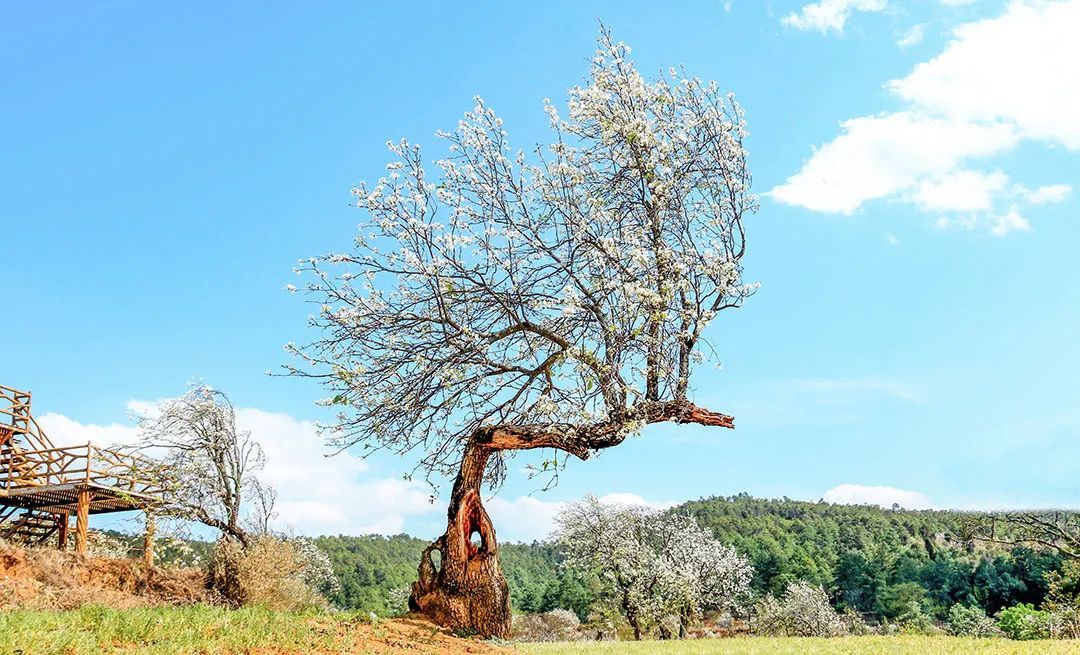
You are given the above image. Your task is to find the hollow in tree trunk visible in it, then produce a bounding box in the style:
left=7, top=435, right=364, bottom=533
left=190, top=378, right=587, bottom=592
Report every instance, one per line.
left=409, top=442, right=511, bottom=638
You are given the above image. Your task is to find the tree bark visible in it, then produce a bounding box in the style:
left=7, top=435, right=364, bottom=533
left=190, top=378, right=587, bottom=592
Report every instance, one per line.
left=409, top=442, right=511, bottom=638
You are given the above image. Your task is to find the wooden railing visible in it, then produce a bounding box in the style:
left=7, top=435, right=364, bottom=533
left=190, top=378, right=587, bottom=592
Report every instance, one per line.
left=0, top=384, right=167, bottom=500
left=0, top=442, right=167, bottom=497
left=0, top=384, right=52, bottom=452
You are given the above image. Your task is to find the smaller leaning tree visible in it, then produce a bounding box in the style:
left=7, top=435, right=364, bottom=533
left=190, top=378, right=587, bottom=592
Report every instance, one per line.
left=288, top=29, right=756, bottom=637
left=133, top=385, right=276, bottom=547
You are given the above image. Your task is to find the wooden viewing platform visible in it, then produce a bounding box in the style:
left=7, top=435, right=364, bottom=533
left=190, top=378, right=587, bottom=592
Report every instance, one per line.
left=0, top=384, right=164, bottom=557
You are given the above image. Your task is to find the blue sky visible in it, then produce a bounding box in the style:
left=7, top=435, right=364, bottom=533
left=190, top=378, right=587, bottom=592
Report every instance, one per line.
left=3, top=1, right=1078, bottom=541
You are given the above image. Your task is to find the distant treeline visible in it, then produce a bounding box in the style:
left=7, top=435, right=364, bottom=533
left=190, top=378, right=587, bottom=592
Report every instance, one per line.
left=113, top=494, right=1069, bottom=621
left=681, top=495, right=1062, bottom=619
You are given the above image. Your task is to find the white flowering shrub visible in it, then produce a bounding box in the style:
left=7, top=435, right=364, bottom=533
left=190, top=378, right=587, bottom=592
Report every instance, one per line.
left=1048, top=605, right=1080, bottom=640
left=512, top=609, right=583, bottom=642
left=947, top=604, right=1003, bottom=638
left=387, top=585, right=411, bottom=616
left=755, top=581, right=846, bottom=637
left=291, top=537, right=341, bottom=599
left=85, top=531, right=133, bottom=559
left=555, top=495, right=753, bottom=639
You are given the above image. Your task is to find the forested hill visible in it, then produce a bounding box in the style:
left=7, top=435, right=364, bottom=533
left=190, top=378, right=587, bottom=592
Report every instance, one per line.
left=682, top=495, right=1061, bottom=617
left=682, top=494, right=976, bottom=594
left=315, top=494, right=1066, bottom=621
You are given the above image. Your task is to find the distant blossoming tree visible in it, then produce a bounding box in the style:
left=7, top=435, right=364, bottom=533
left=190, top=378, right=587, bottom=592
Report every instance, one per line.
left=288, top=28, right=757, bottom=637
left=555, top=495, right=753, bottom=639
left=133, top=385, right=276, bottom=547
left=755, top=581, right=846, bottom=638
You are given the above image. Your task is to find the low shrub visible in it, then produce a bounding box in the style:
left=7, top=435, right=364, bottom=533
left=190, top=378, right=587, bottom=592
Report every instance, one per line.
left=896, top=600, right=940, bottom=635
left=754, top=581, right=845, bottom=637
left=206, top=536, right=338, bottom=611
left=1047, top=605, right=1080, bottom=640
left=512, top=609, right=584, bottom=642
left=840, top=607, right=872, bottom=636
left=997, top=603, right=1051, bottom=640
left=946, top=604, right=1002, bottom=638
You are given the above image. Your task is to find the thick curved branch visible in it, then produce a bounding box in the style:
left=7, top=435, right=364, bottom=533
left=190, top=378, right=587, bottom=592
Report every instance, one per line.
left=473, top=400, right=733, bottom=460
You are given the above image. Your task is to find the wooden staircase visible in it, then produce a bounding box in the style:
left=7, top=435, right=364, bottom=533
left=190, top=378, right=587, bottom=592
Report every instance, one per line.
left=0, top=505, right=65, bottom=546
left=0, top=386, right=67, bottom=547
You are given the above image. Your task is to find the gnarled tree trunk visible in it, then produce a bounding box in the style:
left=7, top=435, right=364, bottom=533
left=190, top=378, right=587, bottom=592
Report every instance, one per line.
left=410, top=400, right=734, bottom=638
left=410, top=441, right=511, bottom=638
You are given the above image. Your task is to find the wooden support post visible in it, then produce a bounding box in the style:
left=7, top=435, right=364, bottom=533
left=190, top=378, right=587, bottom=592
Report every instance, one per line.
left=143, top=512, right=156, bottom=568
left=57, top=513, right=69, bottom=551
left=75, top=488, right=90, bottom=556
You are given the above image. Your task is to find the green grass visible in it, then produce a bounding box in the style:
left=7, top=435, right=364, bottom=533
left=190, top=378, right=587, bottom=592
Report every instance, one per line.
left=521, top=636, right=1080, bottom=655
left=4, top=608, right=1078, bottom=655
left=0, top=605, right=348, bottom=655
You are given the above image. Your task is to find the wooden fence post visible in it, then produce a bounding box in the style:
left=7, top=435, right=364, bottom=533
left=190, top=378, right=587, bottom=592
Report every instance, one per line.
left=143, top=512, right=156, bottom=567
left=57, top=512, right=69, bottom=550
left=75, top=488, right=90, bottom=555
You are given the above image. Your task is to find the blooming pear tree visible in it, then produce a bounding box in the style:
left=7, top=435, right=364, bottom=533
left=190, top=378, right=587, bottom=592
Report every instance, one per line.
left=288, top=28, right=756, bottom=637
left=554, top=495, right=753, bottom=639
left=133, top=385, right=276, bottom=547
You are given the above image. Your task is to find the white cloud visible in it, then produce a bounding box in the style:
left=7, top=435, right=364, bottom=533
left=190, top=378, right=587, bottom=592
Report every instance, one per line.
left=781, top=0, right=887, bottom=34
left=1021, top=184, right=1072, bottom=205
left=884, top=232, right=900, bottom=245
left=772, top=0, right=1079, bottom=235
left=36, top=412, right=141, bottom=448
left=487, top=496, right=564, bottom=543
left=892, top=0, right=1080, bottom=149
left=989, top=208, right=1031, bottom=237
left=241, top=408, right=440, bottom=536
left=769, top=113, right=1017, bottom=214
left=823, top=483, right=932, bottom=509
left=488, top=492, right=672, bottom=543
left=897, top=23, right=926, bottom=47
left=913, top=169, right=1008, bottom=212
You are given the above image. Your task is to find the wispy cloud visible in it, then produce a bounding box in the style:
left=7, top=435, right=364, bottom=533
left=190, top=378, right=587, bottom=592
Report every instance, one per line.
left=781, top=0, right=887, bottom=34
left=897, top=23, right=926, bottom=48
left=698, top=375, right=923, bottom=430
left=823, top=483, right=932, bottom=509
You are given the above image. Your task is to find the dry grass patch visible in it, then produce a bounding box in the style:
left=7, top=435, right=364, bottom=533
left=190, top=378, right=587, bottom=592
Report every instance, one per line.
left=0, top=542, right=206, bottom=610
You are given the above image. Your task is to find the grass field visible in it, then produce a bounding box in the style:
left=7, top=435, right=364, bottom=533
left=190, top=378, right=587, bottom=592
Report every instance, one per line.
left=0, top=605, right=507, bottom=655
left=522, top=636, right=1080, bottom=654
left=3, top=607, right=1078, bottom=655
